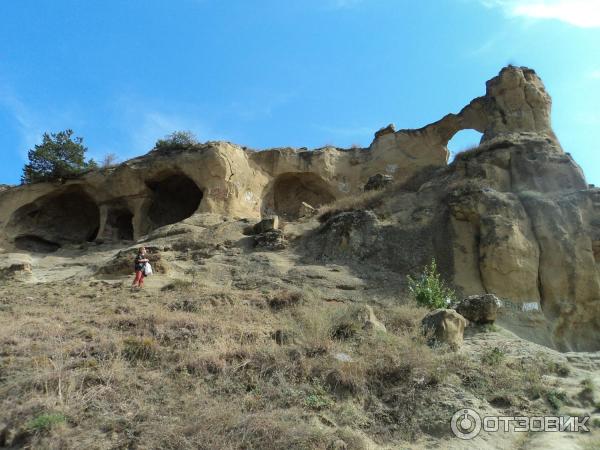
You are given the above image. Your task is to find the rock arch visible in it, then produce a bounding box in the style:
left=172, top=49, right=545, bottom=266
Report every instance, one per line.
left=145, top=173, right=203, bottom=229
left=269, top=173, right=336, bottom=219
left=7, top=186, right=100, bottom=249
left=447, top=129, right=484, bottom=160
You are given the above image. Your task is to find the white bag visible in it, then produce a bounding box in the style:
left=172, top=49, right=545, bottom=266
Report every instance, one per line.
left=144, top=262, right=153, bottom=276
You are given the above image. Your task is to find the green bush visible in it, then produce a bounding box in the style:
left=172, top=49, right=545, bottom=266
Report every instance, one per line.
left=27, top=412, right=66, bottom=432
left=546, top=389, right=567, bottom=410
left=22, top=129, right=97, bottom=183
left=154, top=130, right=198, bottom=152
left=481, top=347, right=505, bottom=366
left=122, top=337, right=160, bottom=362
left=407, top=259, right=456, bottom=309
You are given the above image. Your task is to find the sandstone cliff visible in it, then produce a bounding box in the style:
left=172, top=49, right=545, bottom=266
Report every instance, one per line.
left=0, top=65, right=598, bottom=351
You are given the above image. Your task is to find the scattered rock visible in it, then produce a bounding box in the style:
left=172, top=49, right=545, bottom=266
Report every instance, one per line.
left=421, top=309, right=467, bottom=350
left=0, top=254, right=33, bottom=281
left=364, top=173, right=393, bottom=191
left=254, top=229, right=287, bottom=250
left=356, top=305, right=386, bottom=333
left=298, top=202, right=316, bottom=218
left=333, top=352, right=353, bottom=362
left=455, top=293, right=502, bottom=324
left=253, top=216, right=279, bottom=234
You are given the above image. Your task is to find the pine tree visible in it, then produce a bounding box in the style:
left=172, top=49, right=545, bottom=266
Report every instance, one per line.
left=21, top=130, right=97, bottom=183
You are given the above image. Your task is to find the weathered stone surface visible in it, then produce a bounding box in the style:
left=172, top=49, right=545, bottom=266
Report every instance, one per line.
left=0, top=253, right=33, bottom=281
left=374, top=123, right=396, bottom=139
left=421, top=309, right=467, bottom=350
left=310, top=210, right=379, bottom=261
left=298, top=202, right=316, bottom=218
left=364, top=174, right=393, bottom=191
left=0, top=65, right=598, bottom=351
left=455, top=294, right=501, bottom=324
left=254, top=229, right=287, bottom=251
left=253, top=216, right=279, bottom=234
left=356, top=305, right=386, bottom=333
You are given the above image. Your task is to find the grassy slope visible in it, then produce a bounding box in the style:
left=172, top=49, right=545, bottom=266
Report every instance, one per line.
left=2, top=272, right=593, bottom=449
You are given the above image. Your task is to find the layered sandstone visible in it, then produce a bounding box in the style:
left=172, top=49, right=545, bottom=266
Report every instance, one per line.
left=0, top=66, right=598, bottom=351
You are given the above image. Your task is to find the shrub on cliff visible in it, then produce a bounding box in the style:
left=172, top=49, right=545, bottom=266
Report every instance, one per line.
left=153, top=130, right=199, bottom=152
left=21, top=129, right=97, bottom=184
left=407, top=259, right=456, bottom=309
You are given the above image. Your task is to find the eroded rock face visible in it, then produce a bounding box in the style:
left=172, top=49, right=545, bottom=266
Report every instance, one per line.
left=364, top=174, right=393, bottom=191
left=0, top=65, right=597, bottom=351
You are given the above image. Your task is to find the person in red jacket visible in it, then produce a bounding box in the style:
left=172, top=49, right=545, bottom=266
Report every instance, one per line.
left=132, top=247, right=149, bottom=289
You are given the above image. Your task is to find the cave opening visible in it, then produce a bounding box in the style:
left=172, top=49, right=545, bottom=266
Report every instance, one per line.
left=105, top=208, right=134, bottom=241
left=146, top=174, right=203, bottom=228
left=272, top=173, right=336, bottom=220
left=7, top=187, right=101, bottom=247
left=14, top=235, right=61, bottom=253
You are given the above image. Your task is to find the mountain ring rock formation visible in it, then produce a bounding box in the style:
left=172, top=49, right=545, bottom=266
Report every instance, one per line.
left=0, top=66, right=598, bottom=351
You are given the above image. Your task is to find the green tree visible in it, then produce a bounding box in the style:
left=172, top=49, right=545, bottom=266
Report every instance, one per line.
left=407, top=259, right=456, bottom=309
left=21, top=130, right=97, bottom=184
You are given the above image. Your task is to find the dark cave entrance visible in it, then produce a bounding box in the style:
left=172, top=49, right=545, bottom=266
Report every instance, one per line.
left=14, top=235, right=61, bottom=253
left=105, top=208, right=134, bottom=241
left=272, top=173, right=336, bottom=220
left=146, top=174, right=203, bottom=228
left=8, top=187, right=100, bottom=249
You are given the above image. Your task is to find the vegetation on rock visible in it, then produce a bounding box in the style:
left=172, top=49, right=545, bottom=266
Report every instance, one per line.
left=21, top=130, right=97, bottom=184
left=153, top=130, right=199, bottom=152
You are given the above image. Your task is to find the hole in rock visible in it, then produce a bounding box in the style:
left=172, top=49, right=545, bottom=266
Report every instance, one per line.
left=146, top=174, right=203, bottom=228
left=272, top=173, right=336, bottom=220
left=447, top=129, right=484, bottom=162
left=7, top=187, right=100, bottom=244
left=106, top=208, right=134, bottom=241
left=14, top=235, right=61, bottom=253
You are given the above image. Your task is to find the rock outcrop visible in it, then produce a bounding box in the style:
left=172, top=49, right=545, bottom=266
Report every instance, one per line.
left=0, top=65, right=598, bottom=351
left=421, top=309, right=467, bottom=350
left=455, top=294, right=501, bottom=324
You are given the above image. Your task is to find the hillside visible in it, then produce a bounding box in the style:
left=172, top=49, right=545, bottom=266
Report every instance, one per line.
left=0, top=66, right=599, bottom=449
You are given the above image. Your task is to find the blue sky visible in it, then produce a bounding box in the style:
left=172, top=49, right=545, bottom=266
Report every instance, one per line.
left=1, top=0, right=599, bottom=185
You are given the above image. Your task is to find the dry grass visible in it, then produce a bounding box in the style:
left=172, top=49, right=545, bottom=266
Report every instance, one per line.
left=0, top=279, right=561, bottom=449
left=317, top=190, right=385, bottom=223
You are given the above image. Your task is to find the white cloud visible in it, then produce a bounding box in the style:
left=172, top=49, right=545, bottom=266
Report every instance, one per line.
left=480, top=0, right=600, bottom=28
left=588, top=69, right=600, bottom=79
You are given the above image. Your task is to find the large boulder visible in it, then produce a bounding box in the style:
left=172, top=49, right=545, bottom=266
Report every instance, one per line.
left=455, top=293, right=501, bottom=324
left=312, top=210, right=380, bottom=260
left=421, top=309, right=467, bottom=350
left=253, top=216, right=279, bottom=234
